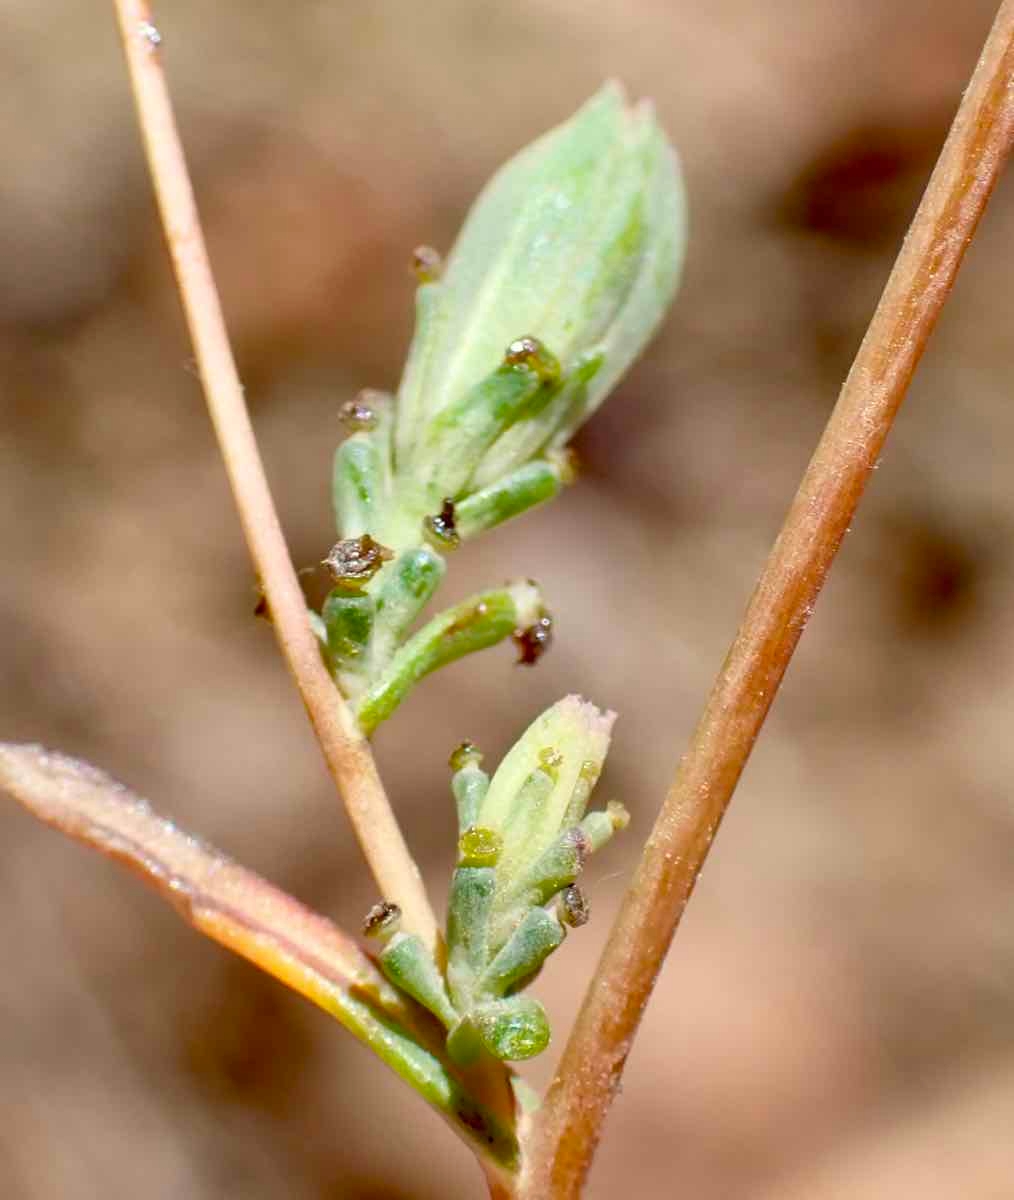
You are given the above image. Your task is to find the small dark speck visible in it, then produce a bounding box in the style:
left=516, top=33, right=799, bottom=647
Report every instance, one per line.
left=513, top=615, right=553, bottom=665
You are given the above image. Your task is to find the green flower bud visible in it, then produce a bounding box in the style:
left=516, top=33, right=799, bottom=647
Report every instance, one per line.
left=476, top=695, right=615, bottom=891
left=319, top=85, right=685, bottom=733
left=428, top=698, right=628, bottom=1064
left=395, top=81, right=686, bottom=488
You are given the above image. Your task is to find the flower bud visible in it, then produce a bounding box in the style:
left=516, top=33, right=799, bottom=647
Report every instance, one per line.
left=476, top=695, right=615, bottom=889
left=396, top=82, right=687, bottom=494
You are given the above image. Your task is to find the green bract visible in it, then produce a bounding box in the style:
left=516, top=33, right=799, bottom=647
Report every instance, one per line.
left=319, top=83, right=686, bottom=733
left=367, top=697, right=628, bottom=1064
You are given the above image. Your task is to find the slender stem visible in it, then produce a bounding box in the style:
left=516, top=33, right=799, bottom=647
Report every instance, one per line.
left=110, top=0, right=438, bottom=952
left=526, top=4, right=1014, bottom=1193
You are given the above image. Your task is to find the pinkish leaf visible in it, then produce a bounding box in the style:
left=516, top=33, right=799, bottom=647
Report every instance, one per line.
left=0, top=743, right=519, bottom=1170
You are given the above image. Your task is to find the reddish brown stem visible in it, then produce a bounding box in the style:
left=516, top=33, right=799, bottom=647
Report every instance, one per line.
left=526, top=3, right=1014, bottom=1194
left=110, top=0, right=438, bottom=951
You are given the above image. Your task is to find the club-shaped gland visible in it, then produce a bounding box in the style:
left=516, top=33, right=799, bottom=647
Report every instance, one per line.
left=538, top=746, right=564, bottom=778
left=449, top=741, right=483, bottom=772
left=512, top=614, right=553, bottom=665
left=362, top=900, right=402, bottom=941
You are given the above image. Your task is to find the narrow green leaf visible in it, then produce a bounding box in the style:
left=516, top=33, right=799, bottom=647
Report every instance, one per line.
left=412, top=357, right=560, bottom=506
left=379, top=933, right=459, bottom=1029
left=333, top=397, right=393, bottom=538
left=454, top=459, right=564, bottom=540
left=470, top=352, right=602, bottom=490
left=369, top=546, right=446, bottom=667
left=321, top=589, right=375, bottom=680
left=446, top=866, right=496, bottom=1011
left=355, top=581, right=543, bottom=736
left=478, top=907, right=565, bottom=999
left=451, top=749, right=490, bottom=833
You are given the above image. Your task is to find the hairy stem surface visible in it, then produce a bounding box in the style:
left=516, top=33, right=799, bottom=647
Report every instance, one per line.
left=111, top=0, right=438, bottom=951
left=527, top=3, right=1014, bottom=1193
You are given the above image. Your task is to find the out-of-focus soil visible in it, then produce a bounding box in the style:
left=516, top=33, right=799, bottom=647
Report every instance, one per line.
left=2, top=3, right=1014, bottom=1196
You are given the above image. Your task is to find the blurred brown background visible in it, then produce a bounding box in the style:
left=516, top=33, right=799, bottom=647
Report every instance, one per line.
left=3, top=2, right=1014, bottom=1196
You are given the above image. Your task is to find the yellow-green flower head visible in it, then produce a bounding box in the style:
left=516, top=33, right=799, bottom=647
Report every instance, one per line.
left=395, top=82, right=687, bottom=506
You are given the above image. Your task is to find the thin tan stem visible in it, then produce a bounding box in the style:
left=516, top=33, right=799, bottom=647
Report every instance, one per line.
left=110, top=0, right=438, bottom=952
left=526, top=3, right=1014, bottom=1193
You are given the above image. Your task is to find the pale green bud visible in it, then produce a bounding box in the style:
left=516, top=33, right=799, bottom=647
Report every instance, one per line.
left=320, top=84, right=685, bottom=735
left=430, top=698, right=626, bottom=1064
left=476, top=695, right=615, bottom=890
left=396, top=81, right=687, bottom=490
